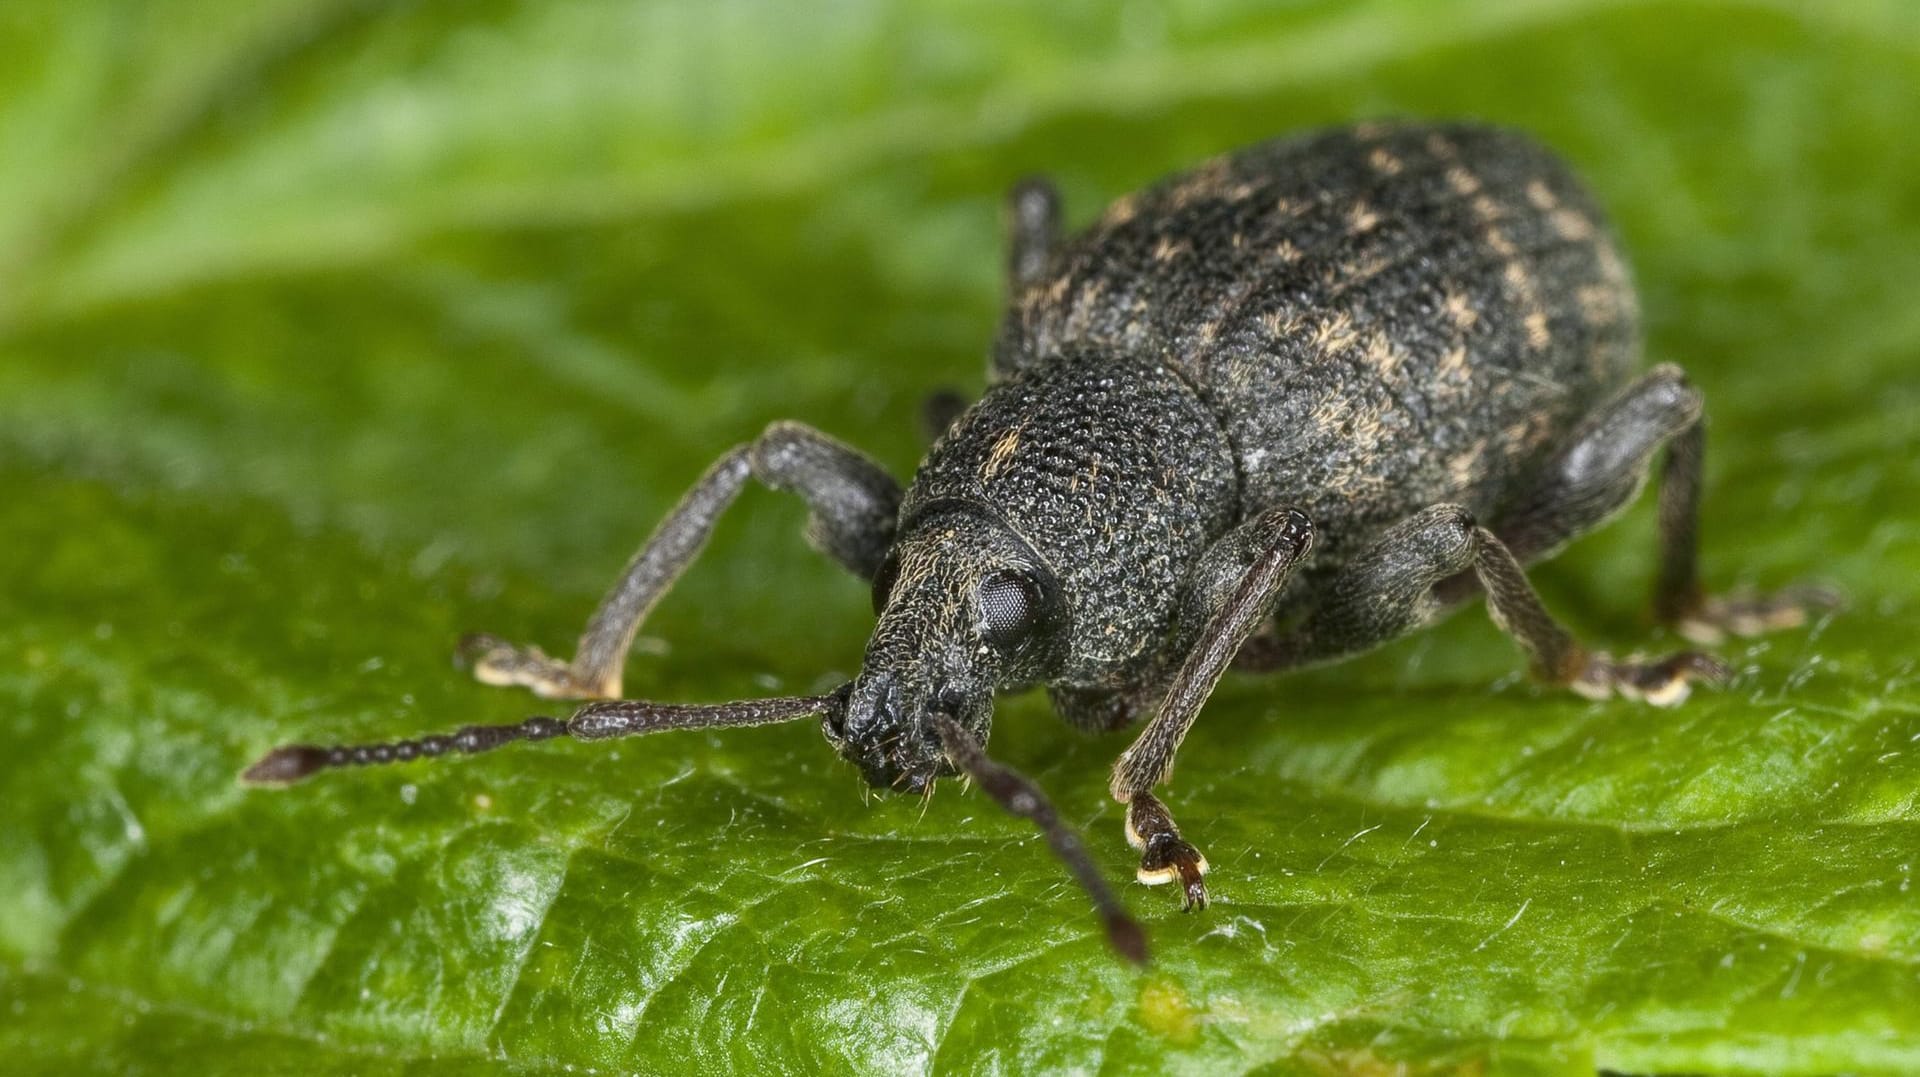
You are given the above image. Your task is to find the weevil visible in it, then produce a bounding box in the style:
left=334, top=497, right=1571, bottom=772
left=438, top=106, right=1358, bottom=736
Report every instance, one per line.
left=247, top=122, right=1834, bottom=962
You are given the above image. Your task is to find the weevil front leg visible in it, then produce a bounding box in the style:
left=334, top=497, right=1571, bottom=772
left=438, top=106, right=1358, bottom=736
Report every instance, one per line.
left=1108, top=506, right=1316, bottom=910
left=460, top=421, right=901, bottom=699
left=1498, top=363, right=1839, bottom=643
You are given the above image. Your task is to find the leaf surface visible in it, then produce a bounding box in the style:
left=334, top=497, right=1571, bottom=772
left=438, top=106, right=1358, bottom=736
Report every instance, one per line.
left=3, top=1, right=1918, bottom=1073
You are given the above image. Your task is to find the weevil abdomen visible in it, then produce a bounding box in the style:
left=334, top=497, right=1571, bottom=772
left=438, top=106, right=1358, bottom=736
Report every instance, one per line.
left=998, top=122, right=1639, bottom=566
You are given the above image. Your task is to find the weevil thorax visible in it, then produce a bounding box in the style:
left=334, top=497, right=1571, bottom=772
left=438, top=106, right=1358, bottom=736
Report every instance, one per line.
left=829, top=351, right=1238, bottom=792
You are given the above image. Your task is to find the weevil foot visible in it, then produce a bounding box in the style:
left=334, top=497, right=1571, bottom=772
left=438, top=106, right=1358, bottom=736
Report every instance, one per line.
left=1667, top=584, right=1844, bottom=647
left=1126, top=792, right=1210, bottom=911
left=1569, top=650, right=1732, bottom=707
left=455, top=633, right=609, bottom=700
left=1139, top=835, right=1210, bottom=911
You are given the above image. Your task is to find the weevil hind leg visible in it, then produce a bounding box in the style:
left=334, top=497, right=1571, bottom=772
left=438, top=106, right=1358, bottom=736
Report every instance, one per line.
left=1006, top=175, right=1063, bottom=291
left=462, top=421, right=901, bottom=700
left=920, top=388, right=970, bottom=443
left=1240, top=365, right=1839, bottom=697
left=1648, top=421, right=1841, bottom=644
left=990, top=175, right=1066, bottom=383
left=1498, top=363, right=1840, bottom=643
left=1238, top=503, right=1729, bottom=706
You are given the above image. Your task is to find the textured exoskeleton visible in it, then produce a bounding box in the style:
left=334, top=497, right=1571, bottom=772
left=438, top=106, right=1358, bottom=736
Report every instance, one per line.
left=249, top=122, right=1833, bottom=962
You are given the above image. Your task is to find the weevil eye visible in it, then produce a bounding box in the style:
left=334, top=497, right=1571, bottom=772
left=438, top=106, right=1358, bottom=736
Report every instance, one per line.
left=979, top=569, right=1044, bottom=647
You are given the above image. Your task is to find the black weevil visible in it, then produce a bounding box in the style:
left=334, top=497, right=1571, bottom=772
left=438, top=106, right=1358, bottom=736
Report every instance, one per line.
left=248, top=122, right=1834, bottom=962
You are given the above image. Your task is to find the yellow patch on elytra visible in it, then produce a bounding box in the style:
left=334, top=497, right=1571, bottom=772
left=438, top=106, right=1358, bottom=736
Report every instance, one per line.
left=1102, top=194, right=1140, bottom=227
left=1363, top=329, right=1402, bottom=375
left=1152, top=236, right=1191, bottom=263
left=1311, top=393, right=1356, bottom=430
left=1426, top=132, right=1457, bottom=158
left=1347, top=200, right=1380, bottom=234
left=1076, top=277, right=1108, bottom=308
left=1347, top=407, right=1388, bottom=452
left=1274, top=195, right=1305, bottom=218
left=1524, top=310, right=1552, bottom=349
left=1525, top=179, right=1559, bottom=210
left=1551, top=207, right=1594, bottom=240
left=1170, top=156, right=1231, bottom=209
left=1446, top=165, right=1481, bottom=196
left=1226, top=181, right=1257, bottom=203
left=1469, top=193, right=1501, bottom=222
left=1489, top=252, right=1549, bottom=352
left=1065, top=278, right=1108, bottom=333
left=1442, top=289, right=1478, bottom=331
left=1260, top=308, right=1303, bottom=337
left=982, top=426, right=1023, bottom=481
left=1310, top=310, right=1358, bottom=354
left=1044, top=275, right=1072, bottom=304
left=1448, top=437, right=1489, bottom=487
left=1595, top=238, right=1630, bottom=286
left=1332, top=253, right=1390, bottom=292
left=1507, top=413, right=1555, bottom=452
left=1273, top=238, right=1302, bottom=263
left=1368, top=145, right=1403, bottom=175
left=1484, top=226, right=1517, bottom=258
left=1576, top=283, right=1619, bottom=325
left=1438, top=343, right=1469, bottom=381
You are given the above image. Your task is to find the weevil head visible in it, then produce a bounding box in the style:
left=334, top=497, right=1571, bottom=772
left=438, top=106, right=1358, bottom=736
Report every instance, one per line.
left=821, top=507, right=1066, bottom=794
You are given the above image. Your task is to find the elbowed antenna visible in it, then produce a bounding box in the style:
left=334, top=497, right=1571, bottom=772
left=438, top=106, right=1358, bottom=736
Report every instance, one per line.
left=932, top=715, right=1149, bottom=965
left=243, top=692, right=843, bottom=785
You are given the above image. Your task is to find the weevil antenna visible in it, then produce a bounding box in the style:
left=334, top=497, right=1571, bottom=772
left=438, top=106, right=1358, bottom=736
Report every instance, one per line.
left=243, top=692, right=842, bottom=785
left=931, top=715, right=1149, bottom=965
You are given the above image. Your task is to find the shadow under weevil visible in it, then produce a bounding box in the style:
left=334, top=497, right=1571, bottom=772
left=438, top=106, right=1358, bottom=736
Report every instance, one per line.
left=247, top=122, right=1837, bottom=963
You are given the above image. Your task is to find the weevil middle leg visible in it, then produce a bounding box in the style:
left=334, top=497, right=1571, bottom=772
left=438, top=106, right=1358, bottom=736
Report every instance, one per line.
left=460, top=421, right=900, bottom=699
left=916, top=177, right=1062, bottom=447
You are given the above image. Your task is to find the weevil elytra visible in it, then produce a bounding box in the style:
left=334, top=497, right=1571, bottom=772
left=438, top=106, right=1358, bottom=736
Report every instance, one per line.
left=248, top=122, right=1835, bottom=962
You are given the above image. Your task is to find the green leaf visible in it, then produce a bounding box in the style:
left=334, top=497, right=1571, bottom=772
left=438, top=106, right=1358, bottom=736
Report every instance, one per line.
left=3, top=1, right=1918, bottom=1073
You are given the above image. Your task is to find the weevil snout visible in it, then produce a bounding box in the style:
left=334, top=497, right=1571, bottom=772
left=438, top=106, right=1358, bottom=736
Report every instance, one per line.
left=826, top=669, right=989, bottom=793
left=825, top=513, right=1039, bottom=794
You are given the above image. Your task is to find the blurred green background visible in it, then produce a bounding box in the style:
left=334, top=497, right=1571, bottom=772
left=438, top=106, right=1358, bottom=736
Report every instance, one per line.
left=2, top=1, right=1917, bottom=1074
